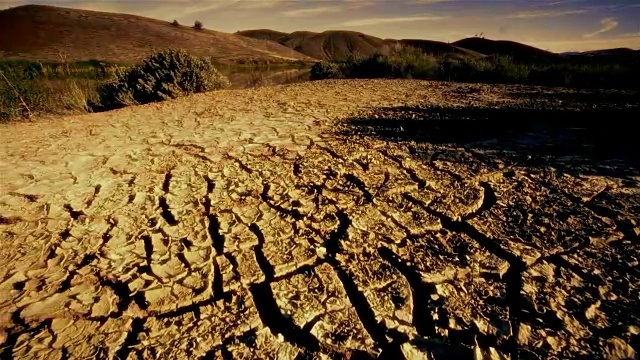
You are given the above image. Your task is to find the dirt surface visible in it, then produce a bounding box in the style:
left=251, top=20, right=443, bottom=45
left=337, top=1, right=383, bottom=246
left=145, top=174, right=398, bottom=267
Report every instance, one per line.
left=1, top=79, right=639, bottom=359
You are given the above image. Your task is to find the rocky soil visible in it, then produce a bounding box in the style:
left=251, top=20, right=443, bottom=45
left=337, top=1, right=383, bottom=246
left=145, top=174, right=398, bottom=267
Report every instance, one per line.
left=1, top=79, right=639, bottom=359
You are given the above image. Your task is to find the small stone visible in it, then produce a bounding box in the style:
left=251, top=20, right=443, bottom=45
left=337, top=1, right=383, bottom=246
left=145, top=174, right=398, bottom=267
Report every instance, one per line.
left=400, top=343, right=428, bottom=360
left=585, top=301, right=601, bottom=320
left=316, top=247, right=327, bottom=258
left=603, top=337, right=635, bottom=360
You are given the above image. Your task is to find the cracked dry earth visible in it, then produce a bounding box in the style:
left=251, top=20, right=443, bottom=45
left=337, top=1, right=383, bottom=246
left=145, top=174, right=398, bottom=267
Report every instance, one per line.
left=1, top=79, right=639, bottom=360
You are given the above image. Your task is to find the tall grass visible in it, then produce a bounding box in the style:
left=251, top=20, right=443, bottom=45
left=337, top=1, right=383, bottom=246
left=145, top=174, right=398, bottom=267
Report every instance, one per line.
left=310, top=44, right=640, bottom=89
left=0, top=59, right=109, bottom=121
left=1, top=52, right=298, bottom=122
left=0, top=69, right=33, bottom=118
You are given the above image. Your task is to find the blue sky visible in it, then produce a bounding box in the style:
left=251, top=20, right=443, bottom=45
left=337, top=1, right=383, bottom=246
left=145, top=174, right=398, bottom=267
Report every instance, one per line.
left=2, top=0, right=640, bottom=51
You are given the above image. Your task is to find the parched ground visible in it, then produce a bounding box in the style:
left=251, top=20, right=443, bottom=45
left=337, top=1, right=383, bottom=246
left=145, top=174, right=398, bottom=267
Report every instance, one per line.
left=1, top=79, right=639, bottom=360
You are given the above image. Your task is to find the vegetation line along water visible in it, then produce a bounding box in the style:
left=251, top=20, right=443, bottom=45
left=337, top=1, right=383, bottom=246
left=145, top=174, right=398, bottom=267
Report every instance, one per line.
left=0, top=54, right=312, bottom=121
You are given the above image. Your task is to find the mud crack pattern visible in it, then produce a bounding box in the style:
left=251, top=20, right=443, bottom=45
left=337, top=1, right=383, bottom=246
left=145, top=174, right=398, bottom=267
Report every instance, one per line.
left=1, top=80, right=639, bottom=359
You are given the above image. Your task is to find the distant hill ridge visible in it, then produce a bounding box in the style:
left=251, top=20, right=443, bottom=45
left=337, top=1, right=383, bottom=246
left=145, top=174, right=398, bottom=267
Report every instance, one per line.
left=236, top=29, right=388, bottom=61
left=451, top=37, right=559, bottom=62
left=1, top=4, right=637, bottom=65
left=236, top=30, right=566, bottom=62
left=235, top=29, right=485, bottom=61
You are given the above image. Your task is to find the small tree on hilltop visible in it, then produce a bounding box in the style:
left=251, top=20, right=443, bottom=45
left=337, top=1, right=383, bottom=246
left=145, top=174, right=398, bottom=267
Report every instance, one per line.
left=171, top=19, right=179, bottom=27
left=194, top=20, right=203, bottom=30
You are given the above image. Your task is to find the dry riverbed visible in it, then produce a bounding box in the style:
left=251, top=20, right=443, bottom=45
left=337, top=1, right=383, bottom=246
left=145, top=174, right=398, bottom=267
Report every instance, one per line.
left=1, top=79, right=639, bottom=359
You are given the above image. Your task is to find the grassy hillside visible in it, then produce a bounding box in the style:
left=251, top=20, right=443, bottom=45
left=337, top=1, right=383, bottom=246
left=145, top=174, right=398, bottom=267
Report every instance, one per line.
left=238, top=29, right=639, bottom=66
left=582, top=48, right=638, bottom=56
left=452, top=37, right=559, bottom=63
left=237, top=29, right=390, bottom=61
left=233, top=29, right=290, bottom=43
left=396, top=39, right=485, bottom=60
left=238, top=30, right=502, bottom=62
left=0, top=56, right=309, bottom=122
left=0, top=5, right=313, bottom=64
left=310, top=43, right=640, bottom=90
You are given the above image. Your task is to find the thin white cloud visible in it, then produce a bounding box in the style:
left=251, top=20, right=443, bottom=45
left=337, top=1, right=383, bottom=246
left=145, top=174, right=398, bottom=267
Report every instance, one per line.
left=339, top=15, right=446, bottom=27
left=235, top=0, right=290, bottom=10
left=179, top=1, right=243, bottom=17
left=413, top=0, right=453, bottom=3
left=583, top=17, right=618, bottom=38
left=282, top=4, right=355, bottom=17
left=544, top=0, right=586, bottom=6
left=507, top=9, right=587, bottom=19
left=620, top=32, right=640, bottom=38
left=161, top=0, right=291, bottom=15
left=280, top=0, right=372, bottom=17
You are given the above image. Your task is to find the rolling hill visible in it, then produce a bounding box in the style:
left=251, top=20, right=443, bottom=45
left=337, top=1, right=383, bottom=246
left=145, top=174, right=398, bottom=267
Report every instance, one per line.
left=452, top=37, right=559, bottom=63
left=582, top=48, right=639, bottom=56
left=0, top=5, right=313, bottom=64
left=236, top=29, right=389, bottom=61
left=561, top=47, right=640, bottom=66
left=238, top=29, right=638, bottom=65
left=237, top=30, right=488, bottom=61
left=395, top=39, right=485, bottom=59
left=233, top=29, right=290, bottom=43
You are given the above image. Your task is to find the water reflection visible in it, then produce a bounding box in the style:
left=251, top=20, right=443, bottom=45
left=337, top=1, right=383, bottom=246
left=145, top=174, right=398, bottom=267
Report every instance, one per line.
left=221, top=68, right=311, bottom=89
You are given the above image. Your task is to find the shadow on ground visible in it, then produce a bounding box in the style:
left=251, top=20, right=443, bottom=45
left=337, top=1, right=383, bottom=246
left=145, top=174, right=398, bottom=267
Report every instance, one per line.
left=339, top=90, right=640, bottom=358
left=506, top=89, right=640, bottom=104
left=342, top=97, right=640, bottom=179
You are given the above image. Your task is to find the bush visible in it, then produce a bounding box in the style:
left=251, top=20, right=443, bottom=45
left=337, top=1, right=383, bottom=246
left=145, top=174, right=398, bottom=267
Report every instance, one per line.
left=193, top=20, right=203, bottom=30
left=438, top=57, right=495, bottom=83
left=377, top=45, right=439, bottom=79
left=326, top=46, right=640, bottom=88
left=310, top=61, right=344, bottom=80
left=313, top=45, right=439, bottom=80
left=97, top=48, right=229, bottom=110
left=171, top=20, right=180, bottom=27
left=23, top=62, right=45, bottom=80
left=1, top=59, right=104, bottom=121
left=0, top=77, right=47, bottom=120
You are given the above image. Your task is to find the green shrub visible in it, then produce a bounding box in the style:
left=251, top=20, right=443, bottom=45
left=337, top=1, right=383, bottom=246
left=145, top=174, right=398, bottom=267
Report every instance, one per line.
left=310, top=61, right=344, bottom=80
left=322, top=44, right=640, bottom=88
left=339, top=53, right=366, bottom=77
left=380, top=45, right=439, bottom=79
left=194, top=20, right=203, bottom=30
left=438, top=57, right=497, bottom=83
left=23, top=62, right=45, bottom=80
left=320, top=45, right=439, bottom=80
left=0, top=78, right=46, bottom=120
left=97, top=48, right=229, bottom=110
left=490, top=56, right=531, bottom=83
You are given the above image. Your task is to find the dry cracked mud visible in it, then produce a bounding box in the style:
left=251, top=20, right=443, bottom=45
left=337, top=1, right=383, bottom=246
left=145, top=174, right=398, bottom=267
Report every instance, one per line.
left=1, top=79, right=639, bottom=359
